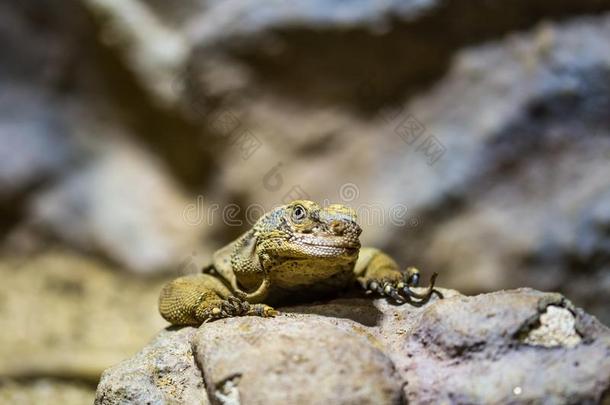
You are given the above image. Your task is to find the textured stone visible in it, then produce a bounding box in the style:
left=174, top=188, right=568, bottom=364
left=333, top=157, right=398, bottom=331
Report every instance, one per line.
left=96, top=288, right=610, bottom=404
left=522, top=305, right=582, bottom=348
left=398, top=289, right=610, bottom=404
left=194, top=315, right=403, bottom=405
left=95, top=327, right=207, bottom=405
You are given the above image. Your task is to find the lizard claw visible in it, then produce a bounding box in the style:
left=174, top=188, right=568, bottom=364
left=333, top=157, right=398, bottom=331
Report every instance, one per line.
left=201, top=306, right=225, bottom=322
left=226, top=296, right=278, bottom=318
left=263, top=307, right=279, bottom=317
left=402, top=272, right=438, bottom=301
left=364, top=268, right=438, bottom=304
left=365, top=279, right=406, bottom=303
left=248, top=304, right=278, bottom=318
left=222, top=295, right=250, bottom=315
left=198, top=296, right=278, bottom=323
left=200, top=295, right=252, bottom=322
left=383, top=281, right=407, bottom=303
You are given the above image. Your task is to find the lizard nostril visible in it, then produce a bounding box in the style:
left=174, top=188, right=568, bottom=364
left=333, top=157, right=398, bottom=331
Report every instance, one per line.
left=330, top=220, right=346, bottom=235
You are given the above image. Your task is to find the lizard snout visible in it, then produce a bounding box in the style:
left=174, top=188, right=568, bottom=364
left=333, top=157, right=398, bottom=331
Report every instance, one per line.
left=330, top=220, right=362, bottom=238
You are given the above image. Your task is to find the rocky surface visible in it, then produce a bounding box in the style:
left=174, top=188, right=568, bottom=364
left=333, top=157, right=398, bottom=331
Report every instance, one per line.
left=95, top=327, right=207, bottom=405
left=96, top=288, right=610, bottom=404
left=196, top=316, right=402, bottom=405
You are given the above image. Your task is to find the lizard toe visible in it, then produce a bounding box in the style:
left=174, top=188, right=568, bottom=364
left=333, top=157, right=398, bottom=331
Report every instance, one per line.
left=248, top=304, right=278, bottom=318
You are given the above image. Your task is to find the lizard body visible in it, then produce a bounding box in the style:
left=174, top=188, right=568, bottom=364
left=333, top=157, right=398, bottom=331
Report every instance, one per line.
left=159, top=200, right=437, bottom=325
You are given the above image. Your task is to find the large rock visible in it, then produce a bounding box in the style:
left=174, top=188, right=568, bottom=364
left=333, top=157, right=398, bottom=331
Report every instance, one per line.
left=195, top=316, right=403, bottom=405
left=95, top=327, right=207, bottom=405
left=398, top=290, right=609, bottom=403
left=95, top=288, right=610, bottom=404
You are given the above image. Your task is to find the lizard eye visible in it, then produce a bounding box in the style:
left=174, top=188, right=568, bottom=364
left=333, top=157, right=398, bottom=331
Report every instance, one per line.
left=292, top=205, right=307, bottom=222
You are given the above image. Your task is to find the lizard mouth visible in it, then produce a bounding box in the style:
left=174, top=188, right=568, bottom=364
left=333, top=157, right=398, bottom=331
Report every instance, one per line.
left=291, top=243, right=360, bottom=259
left=291, top=234, right=361, bottom=251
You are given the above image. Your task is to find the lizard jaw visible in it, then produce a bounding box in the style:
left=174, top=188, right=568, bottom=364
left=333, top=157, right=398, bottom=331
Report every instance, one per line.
left=290, top=234, right=361, bottom=250
left=287, top=238, right=360, bottom=259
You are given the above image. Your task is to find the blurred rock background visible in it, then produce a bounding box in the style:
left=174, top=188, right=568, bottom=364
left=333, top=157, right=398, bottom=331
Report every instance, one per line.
left=1, top=0, right=610, bottom=402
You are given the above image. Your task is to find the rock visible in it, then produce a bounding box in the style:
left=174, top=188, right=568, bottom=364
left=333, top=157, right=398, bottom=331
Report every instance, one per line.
left=399, top=289, right=610, bottom=403
left=0, top=252, right=169, bottom=380
left=95, top=327, right=207, bottom=405
left=195, top=316, right=403, bottom=405
left=522, top=305, right=581, bottom=348
left=95, top=288, right=610, bottom=404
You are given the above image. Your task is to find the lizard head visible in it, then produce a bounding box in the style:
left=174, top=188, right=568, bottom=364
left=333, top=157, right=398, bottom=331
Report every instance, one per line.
left=255, top=200, right=362, bottom=263
left=228, top=200, right=362, bottom=301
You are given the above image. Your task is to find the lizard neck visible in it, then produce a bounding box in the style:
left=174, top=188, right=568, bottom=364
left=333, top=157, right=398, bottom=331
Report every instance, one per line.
left=234, top=272, right=271, bottom=303
left=230, top=232, right=270, bottom=303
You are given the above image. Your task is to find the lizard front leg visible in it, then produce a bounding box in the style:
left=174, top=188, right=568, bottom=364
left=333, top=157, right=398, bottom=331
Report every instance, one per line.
left=158, top=274, right=277, bottom=326
left=354, top=247, right=437, bottom=303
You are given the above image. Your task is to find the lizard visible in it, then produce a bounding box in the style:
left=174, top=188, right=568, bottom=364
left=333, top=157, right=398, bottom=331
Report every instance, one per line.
left=159, top=200, right=438, bottom=325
